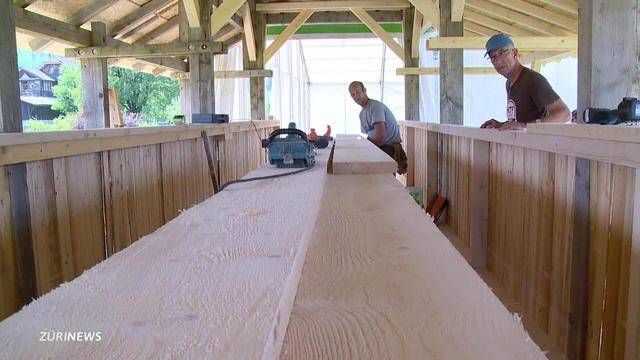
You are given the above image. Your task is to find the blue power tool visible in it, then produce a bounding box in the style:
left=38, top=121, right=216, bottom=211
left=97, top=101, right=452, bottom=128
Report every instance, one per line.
left=261, top=123, right=316, bottom=168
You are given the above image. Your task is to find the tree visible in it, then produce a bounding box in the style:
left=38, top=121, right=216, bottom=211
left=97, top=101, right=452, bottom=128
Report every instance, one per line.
left=51, top=65, right=82, bottom=115
left=51, top=65, right=180, bottom=122
left=108, top=67, right=180, bottom=121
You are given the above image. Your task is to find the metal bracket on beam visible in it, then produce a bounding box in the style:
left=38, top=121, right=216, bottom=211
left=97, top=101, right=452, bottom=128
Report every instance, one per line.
left=65, top=41, right=227, bottom=59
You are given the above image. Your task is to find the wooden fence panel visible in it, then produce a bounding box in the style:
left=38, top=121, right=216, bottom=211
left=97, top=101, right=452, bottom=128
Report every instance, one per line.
left=0, top=123, right=280, bottom=322
left=399, top=122, right=639, bottom=358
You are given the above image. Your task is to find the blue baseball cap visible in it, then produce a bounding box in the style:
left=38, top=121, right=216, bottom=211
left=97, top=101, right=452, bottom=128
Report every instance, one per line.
left=485, top=33, right=515, bottom=56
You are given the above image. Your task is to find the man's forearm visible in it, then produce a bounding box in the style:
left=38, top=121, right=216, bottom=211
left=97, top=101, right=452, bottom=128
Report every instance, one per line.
left=541, top=109, right=571, bottom=123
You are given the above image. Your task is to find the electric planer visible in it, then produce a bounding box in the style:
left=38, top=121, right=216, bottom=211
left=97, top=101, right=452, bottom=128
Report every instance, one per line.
left=262, top=122, right=316, bottom=168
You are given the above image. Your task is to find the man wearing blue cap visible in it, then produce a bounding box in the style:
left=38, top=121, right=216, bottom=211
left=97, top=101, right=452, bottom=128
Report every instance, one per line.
left=480, top=34, right=571, bottom=130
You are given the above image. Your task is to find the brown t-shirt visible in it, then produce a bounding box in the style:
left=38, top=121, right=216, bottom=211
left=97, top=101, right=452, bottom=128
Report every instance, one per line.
left=505, top=67, right=560, bottom=123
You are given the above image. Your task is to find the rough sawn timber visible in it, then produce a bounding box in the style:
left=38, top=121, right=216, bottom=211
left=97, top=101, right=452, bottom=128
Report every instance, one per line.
left=331, top=134, right=398, bottom=174
left=281, top=172, right=546, bottom=359
left=0, top=146, right=331, bottom=359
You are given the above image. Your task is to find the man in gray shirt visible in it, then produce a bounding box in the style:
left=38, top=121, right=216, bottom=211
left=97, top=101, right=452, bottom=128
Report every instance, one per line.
left=348, top=81, right=407, bottom=174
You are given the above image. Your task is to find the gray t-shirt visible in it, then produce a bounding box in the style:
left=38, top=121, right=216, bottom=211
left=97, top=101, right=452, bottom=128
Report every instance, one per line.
left=359, top=99, right=402, bottom=145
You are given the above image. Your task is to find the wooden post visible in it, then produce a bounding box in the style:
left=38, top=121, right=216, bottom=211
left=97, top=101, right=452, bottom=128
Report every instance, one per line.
left=81, top=22, right=110, bottom=129
left=625, top=168, right=640, bottom=359
left=0, top=2, right=22, bottom=133
left=180, top=0, right=216, bottom=122
left=0, top=2, right=37, bottom=308
left=470, top=139, right=489, bottom=269
left=439, top=0, right=463, bottom=125
left=243, top=0, right=266, bottom=120
left=577, top=0, right=640, bottom=119
left=403, top=6, right=419, bottom=121
left=568, top=157, right=590, bottom=360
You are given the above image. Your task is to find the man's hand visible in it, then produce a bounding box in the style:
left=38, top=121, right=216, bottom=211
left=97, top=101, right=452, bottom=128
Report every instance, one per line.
left=480, top=119, right=502, bottom=129
left=498, top=121, right=526, bottom=131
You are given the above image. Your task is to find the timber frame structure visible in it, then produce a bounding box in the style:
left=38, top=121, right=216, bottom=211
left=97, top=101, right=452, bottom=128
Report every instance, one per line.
left=1, top=0, right=640, bottom=359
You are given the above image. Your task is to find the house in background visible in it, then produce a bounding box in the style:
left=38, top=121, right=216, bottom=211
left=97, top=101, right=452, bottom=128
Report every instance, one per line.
left=19, top=58, right=70, bottom=121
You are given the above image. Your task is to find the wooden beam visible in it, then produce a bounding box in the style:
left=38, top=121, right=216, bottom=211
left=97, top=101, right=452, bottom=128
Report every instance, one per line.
left=66, top=41, right=225, bottom=59
left=403, top=7, right=419, bottom=120
left=266, top=10, right=403, bottom=24
left=411, top=8, right=423, bottom=58
left=264, top=9, right=314, bottom=63
left=440, top=0, right=463, bottom=125
left=485, top=0, right=578, bottom=32
left=81, top=22, right=110, bottom=129
left=31, top=0, right=120, bottom=52
left=109, top=0, right=176, bottom=38
left=182, top=0, right=201, bottom=28
left=172, top=69, right=273, bottom=79
left=211, top=0, right=247, bottom=38
left=257, top=0, right=410, bottom=12
left=331, top=135, right=398, bottom=174
left=14, top=7, right=187, bottom=73
left=213, top=24, right=240, bottom=42
left=534, top=0, right=578, bottom=16
left=397, top=66, right=497, bottom=75
left=1, top=4, right=23, bottom=133
left=466, top=0, right=574, bottom=36
left=350, top=7, right=404, bottom=61
left=241, top=3, right=256, bottom=61
left=451, top=0, right=464, bottom=21
left=464, top=9, right=535, bottom=36
left=281, top=168, right=545, bottom=359
left=519, top=50, right=575, bottom=66
left=14, top=7, right=92, bottom=46
left=134, top=17, right=180, bottom=44
left=463, top=21, right=497, bottom=36
left=407, top=0, right=439, bottom=29
left=0, top=134, right=327, bottom=359
left=243, top=1, right=266, bottom=120
left=427, top=36, right=577, bottom=50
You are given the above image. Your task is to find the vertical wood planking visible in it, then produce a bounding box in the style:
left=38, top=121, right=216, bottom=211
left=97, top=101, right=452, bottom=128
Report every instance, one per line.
left=0, top=166, right=20, bottom=320
left=26, top=160, right=62, bottom=295
left=426, top=130, right=438, bottom=210
left=65, top=154, right=106, bottom=274
left=470, top=139, right=489, bottom=269
left=625, top=168, right=640, bottom=359
left=568, top=157, right=591, bottom=360
left=52, top=158, right=74, bottom=282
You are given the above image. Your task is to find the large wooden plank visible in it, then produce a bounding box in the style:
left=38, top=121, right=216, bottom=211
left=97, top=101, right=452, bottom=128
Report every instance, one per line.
left=331, top=135, right=397, bottom=174
left=81, top=22, right=109, bottom=129
left=0, top=146, right=331, bottom=359
left=281, top=171, right=545, bottom=358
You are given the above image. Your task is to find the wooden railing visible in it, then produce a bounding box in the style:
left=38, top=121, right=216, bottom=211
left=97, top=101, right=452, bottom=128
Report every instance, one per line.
left=399, top=121, right=640, bottom=360
left=0, top=121, right=279, bottom=321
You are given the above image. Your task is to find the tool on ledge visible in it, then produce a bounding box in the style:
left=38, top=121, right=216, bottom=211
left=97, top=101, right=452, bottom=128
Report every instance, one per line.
left=262, top=122, right=316, bottom=168
left=307, top=125, right=333, bottom=149
left=584, top=97, right=640, bottom=125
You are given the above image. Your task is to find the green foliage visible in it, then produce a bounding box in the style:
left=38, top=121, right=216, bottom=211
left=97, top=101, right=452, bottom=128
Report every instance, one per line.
left=50, top=65, right=180, bottom=122
left=51, top=65, right=82, bottom=115
left=108, top=67, right=180, bottom=121
left=24, top=113, right=80, bottom=132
